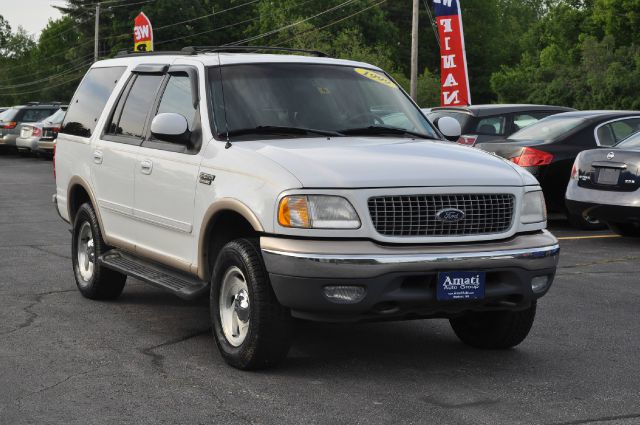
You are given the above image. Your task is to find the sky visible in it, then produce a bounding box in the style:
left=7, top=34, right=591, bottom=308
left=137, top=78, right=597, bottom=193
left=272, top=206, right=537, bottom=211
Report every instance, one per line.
left=0, top=0, right=63, bottom=37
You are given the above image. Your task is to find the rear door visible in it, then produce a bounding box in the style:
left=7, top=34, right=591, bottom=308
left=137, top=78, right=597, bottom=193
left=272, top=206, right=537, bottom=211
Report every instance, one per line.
left=91, top=66, right=166, bottom=245
left=132, top=64, right=202, bottom=268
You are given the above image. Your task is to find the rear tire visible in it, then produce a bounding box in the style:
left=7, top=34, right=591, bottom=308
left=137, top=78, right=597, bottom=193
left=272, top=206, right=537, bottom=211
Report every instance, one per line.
left=567, top=210, right=605, bottom=230
left=210, top=239, right=292, bottom=370
left=71, top=203, right=126, bottom=300
left=607, top=222, right=640, bottom=237
left=450, top=302, right=537, bottom=349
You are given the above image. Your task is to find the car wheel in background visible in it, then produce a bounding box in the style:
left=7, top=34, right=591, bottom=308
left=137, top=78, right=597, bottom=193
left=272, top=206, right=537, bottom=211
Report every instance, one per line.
left=71, top=203, right=127, bottom=300
left=607, top=222, right=640, bottom=238
left=449, top=302, right=537, bottom=349
left=566, top=210, right=606, bottom=230
left=210, top=238, right=293, bottom=370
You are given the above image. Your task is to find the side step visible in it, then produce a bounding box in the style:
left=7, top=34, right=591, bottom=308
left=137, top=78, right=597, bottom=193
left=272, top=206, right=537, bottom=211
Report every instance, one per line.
left=99, top=250, right=209, bottom=300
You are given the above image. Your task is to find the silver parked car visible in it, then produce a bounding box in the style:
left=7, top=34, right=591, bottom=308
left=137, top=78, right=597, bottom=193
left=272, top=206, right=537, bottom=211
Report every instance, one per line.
left=0, top=103, right=62, bottom=150
left=16, top=108, right=66, bottom=156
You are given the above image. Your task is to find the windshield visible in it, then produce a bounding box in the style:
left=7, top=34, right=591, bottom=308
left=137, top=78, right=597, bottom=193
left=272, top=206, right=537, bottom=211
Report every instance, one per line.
left=208, top=63, right=439, bottom=140
left=43, top=109, right=66, bottom=124
left=616, top=131, right=640, bottom=148
left=508, top=116, right=586, bottom=141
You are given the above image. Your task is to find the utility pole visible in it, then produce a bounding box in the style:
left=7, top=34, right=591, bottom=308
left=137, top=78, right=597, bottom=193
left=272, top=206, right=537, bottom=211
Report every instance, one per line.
left=410, top=0, right=419, bottom=101
left=94, top=2, right=100, bottom=62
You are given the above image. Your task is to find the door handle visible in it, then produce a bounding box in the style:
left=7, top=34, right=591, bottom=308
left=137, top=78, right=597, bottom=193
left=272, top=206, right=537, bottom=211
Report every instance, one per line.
left=140, top=159, right=153, bottom=175
left=93, top=150, right=103, bottom=164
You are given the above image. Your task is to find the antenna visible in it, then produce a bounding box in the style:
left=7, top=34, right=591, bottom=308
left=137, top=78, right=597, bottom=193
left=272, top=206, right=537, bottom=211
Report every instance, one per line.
left=216, top=53, right=232, bottom=149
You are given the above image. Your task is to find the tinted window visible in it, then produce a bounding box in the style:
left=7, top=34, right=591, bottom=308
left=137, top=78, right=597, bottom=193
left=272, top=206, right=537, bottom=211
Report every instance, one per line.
left=509, top=116, right=587, bottom=141
left=476, top=116, right=505, bottom=135
left=61, top=67, right=126, bottom=137
left=109, top=74, right=164, bottom=139
left=20, top=109, right=58, bottom=123
left=597, top=118, right=640, bottom=146
left=210, top=64, right=438, bottom=140
left=156, top=74, right=196, bottom=130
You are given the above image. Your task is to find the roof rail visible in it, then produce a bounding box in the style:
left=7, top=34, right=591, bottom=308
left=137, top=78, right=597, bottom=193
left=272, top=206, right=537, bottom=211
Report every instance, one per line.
left=27, top=101, right=40, bottom=105
left=115, top=50, right=193, bottom=58
left=181, top=46, right=329, bottom=57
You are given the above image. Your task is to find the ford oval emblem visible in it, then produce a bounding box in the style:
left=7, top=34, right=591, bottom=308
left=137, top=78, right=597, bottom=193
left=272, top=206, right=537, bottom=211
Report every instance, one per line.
left=436, top=208, right=466, bottom=222
left=607, top=152, right=615, bottom=160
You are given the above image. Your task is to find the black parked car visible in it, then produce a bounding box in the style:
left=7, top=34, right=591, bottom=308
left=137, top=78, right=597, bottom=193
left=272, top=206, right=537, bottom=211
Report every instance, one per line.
left=476, top=111, right=640, bottom=228
left=427, top=104, right=574, bottom=145
left=566, top=132, right=640, bottom=236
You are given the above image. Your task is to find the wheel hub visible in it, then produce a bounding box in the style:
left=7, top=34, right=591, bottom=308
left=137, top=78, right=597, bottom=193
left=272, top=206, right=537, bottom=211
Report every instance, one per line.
left=76, top=221, right=95, bottom=283
left=219, top=266, right=250, bottom=347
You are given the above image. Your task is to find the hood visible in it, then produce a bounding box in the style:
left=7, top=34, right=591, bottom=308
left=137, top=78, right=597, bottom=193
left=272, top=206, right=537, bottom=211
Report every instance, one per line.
left=237, top=137, right=526, bottom=188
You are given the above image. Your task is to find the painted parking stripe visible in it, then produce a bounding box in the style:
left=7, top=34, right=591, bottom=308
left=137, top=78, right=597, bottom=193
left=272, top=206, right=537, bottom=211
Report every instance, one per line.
left=557, top=234, right=621, bottom=241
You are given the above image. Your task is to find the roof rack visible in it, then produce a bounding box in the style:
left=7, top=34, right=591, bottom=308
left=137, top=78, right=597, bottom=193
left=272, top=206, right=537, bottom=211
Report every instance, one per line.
left=115, top=50, right=192, bottom=58
left=180, top=46, right=329, bottom=57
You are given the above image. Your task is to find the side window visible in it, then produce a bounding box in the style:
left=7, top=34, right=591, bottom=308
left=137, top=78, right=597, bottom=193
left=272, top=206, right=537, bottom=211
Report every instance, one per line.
left=156, top=74, right=197, bottom=131
left=61, top=67, right=126, bottom=137
left=597, top=118, right=640, bottom=146
left=476, top=116, right=506, bottom=135
left=611, top=118, right=640, bottom=143
left=106, top=74, right=164, bottom=140
left=513, top=112, right=553, bottom=132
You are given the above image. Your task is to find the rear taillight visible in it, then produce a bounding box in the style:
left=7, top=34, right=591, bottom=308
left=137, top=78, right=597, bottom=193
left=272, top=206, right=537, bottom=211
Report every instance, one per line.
left=571, top=162, right=578, bottom=180
left=32, top=127, right=42, bottom=137
left=510, top=147, right=554, bottom=167
left=1, top=121, right=17, bottom=129
left=457, top=135, right=478, bottom=146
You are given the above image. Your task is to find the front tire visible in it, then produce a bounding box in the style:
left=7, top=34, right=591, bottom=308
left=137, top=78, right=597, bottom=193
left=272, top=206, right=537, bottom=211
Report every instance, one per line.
left=72, top=203, right=126, bottom=300
left=449, top=302, right=537, bottom=349
left=210, top=239, right=292, bottom=370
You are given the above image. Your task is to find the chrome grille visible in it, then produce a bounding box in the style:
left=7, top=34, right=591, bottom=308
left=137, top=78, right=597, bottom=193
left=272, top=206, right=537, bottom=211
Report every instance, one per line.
left=368, top=194, right=515, bottom=237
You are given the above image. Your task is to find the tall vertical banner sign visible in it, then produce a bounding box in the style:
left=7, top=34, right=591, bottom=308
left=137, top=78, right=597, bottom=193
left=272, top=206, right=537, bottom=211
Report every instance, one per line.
left=433, top=0, right=471, bottom=106
left=134, top=12, right=154, bottom=52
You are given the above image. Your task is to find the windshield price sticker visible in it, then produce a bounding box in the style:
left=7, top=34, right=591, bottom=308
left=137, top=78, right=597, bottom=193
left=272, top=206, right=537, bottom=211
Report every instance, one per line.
left=354, top=68, right=398, bottom=89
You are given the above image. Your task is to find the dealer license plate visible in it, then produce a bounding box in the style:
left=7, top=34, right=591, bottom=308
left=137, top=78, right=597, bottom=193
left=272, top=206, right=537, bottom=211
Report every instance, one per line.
left=597, top=168, right=620, bottom=185
left=437, top=271, right=486, bottom=301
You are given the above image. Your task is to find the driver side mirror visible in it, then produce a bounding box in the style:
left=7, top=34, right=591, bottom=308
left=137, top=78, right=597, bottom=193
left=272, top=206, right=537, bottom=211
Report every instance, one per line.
left=437, top=116, right=462, bottom=142
left=150, top=113, right=191, bottom=145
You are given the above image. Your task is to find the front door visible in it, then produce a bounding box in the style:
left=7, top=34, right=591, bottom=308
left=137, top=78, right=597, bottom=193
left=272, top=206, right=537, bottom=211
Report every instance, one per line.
left=132, top=66, right=202, bottom=268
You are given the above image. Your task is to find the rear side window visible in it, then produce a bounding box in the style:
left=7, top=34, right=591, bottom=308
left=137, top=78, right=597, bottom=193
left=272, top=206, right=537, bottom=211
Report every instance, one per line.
left=61, top=67, right=126, bottom=137
left=107, top=74, right=164, bottom=139
left=513, top=112, right=555, bottom=132
left=597, top=118, right=640, bottom=146
left=476, top=116, right=506, bottom=135
left=20, top=109, right=58, bottom=123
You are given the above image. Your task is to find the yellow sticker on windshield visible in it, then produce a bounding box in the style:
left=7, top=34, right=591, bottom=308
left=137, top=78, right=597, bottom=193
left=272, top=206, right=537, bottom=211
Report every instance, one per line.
left=354, top=68, right=398, bottom=89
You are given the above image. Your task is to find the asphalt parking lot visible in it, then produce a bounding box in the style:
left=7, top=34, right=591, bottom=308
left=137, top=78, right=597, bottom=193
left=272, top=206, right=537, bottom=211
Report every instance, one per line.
left=0, top=152, right=638, bottom=425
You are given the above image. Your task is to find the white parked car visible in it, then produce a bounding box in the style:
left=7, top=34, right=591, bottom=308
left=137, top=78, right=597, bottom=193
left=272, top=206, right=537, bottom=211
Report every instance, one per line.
left=54, top=47, right=559, bottom=370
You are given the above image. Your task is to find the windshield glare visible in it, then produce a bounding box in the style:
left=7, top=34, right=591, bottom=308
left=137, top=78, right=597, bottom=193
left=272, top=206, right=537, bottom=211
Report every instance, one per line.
left=209, top=64, right=439, bottom=140
left=509, top=116, right=586, bottom=141
left=616, top=131, right=640, bottom=148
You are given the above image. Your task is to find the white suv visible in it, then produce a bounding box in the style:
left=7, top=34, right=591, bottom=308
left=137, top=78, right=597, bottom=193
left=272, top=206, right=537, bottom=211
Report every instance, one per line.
left=54, top=47, right=559, bottom=370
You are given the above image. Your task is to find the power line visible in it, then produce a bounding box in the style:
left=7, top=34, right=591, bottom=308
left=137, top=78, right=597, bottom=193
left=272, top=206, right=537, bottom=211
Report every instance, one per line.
left=225, top=0, right=359, bottom=46
left=276, top=0, right=387, bottom=46
left=0, top=66, right=90, bottom=97
left=1, top=53, right=94, bottom=85
left=154, top=0, right=260, bottom=31
left=0, top=57, right=94, bottom=90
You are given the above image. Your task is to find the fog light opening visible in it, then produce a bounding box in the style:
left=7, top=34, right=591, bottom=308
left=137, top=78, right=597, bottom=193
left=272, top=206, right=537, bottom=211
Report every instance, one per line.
left=323, top=285, right=366, bottom=304
left=531, top=275, right=551, bottom=294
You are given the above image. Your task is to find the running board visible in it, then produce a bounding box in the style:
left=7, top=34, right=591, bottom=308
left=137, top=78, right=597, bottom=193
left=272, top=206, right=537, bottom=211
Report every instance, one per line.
left=99, top=250, right=208, bottom=300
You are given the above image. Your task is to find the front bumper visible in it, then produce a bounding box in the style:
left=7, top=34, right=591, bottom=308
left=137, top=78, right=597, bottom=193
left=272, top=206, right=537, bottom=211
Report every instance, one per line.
left=261, top=231, right=560, bottom=322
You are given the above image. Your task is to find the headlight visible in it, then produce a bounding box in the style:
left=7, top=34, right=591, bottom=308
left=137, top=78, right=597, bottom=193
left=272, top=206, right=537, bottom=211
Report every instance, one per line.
left=521, top=190, right=547, bottom=224
left=278, top=195, right=361, bottom=229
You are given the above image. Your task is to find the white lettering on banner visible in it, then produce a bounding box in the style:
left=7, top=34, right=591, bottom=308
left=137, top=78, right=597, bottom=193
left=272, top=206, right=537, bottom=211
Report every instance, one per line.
left=442, top=54, right=457, bottom=69
left=443, top=90, right=460, bottom=105
left=443, top=274, right=481, bottom=290
left=444, top=37, right=451, bottom=51
left=134, top=25, right=150, bottom=41
left=440, top=18, right=453, bottom=33
left=443, top=73, right=458, bottom=87
left=433, top=0, right=454, bottom=7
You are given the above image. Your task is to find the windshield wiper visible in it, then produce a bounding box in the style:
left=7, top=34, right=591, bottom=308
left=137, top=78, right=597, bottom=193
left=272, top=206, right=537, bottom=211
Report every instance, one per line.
left=223, top=126, right=342, bottom=138
left=339, top=126, right=430, bottom=139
